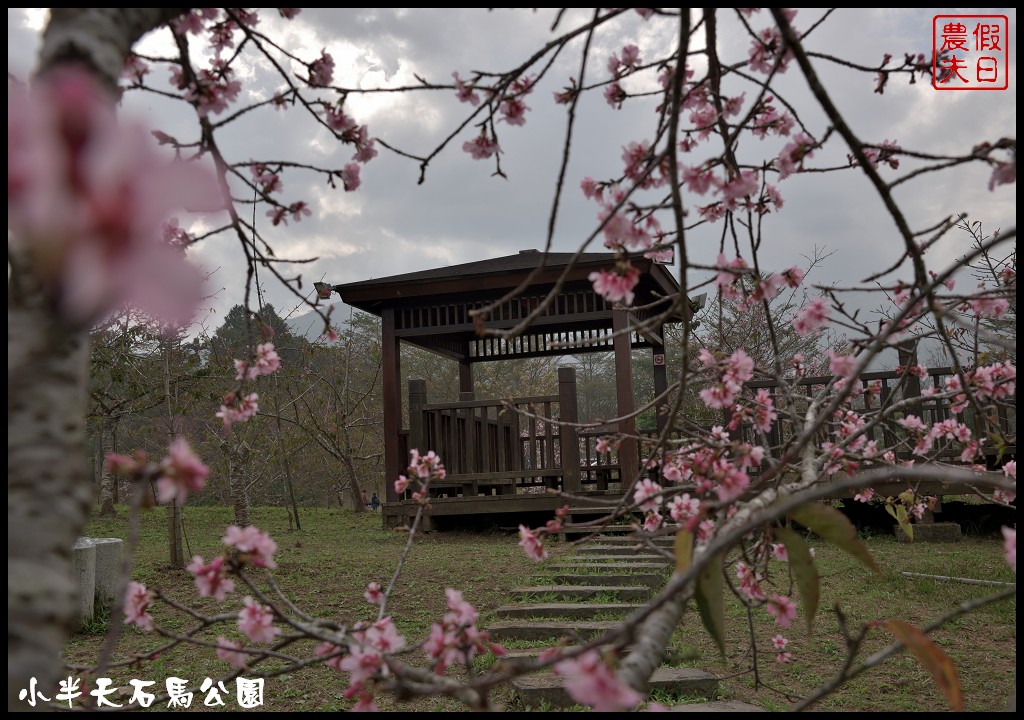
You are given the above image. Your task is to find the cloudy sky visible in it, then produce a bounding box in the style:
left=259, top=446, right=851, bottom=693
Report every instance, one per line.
left=8, top=8, right=1017, bottom=341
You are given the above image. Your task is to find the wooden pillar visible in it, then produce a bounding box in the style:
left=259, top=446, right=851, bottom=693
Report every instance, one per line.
left=459, top=358, right=474, bottom=395
left=408, top=379, right=427, bottom=459
left=652, top=326, right=668, bottom=436
left=382, top=307, right=402, bottom=504
left=612, top=309, right=638, bottom=483
left=558, top=366, right=580, bottom=493
left=897, top=339, right=922, bottom=419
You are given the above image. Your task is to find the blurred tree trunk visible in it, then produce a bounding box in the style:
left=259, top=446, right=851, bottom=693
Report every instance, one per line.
left=8, top=9, right=189, bottom=709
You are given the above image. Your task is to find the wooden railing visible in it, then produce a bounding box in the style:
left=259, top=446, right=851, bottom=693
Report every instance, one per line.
left=399, top=362, right=1014, bottom=503
left=402, top=366, right=581, bottom=498
left=731, top=366, right=1015, bottom=466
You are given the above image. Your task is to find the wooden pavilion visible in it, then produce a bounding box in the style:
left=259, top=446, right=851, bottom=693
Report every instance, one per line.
left=333, top=250, right=699, bottom=528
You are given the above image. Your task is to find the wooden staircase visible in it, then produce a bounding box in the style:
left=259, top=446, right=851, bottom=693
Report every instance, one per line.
left=488, top=527, right=766, bottom=711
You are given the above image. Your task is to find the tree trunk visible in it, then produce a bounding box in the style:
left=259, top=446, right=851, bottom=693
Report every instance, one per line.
left=8, top=264, right=92, bottom=710
left=340, top=423, right=366, bottom=513
left=96, top=421, right=116, bottom=516
left=224, top=439, right=251, bottom=527
left=9, top=7, right=197, bottom=711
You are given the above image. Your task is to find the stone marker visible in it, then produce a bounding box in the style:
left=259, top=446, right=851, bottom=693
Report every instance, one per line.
left=91, top=537, right=123, bottom=608
left=72, top=538, right=96, bottom=624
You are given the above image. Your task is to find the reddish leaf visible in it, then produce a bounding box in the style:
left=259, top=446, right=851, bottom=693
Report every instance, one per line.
left=790, top=502, right=881, bottom=574
left=883, top=619, right=964, bottom=711
left=775, top=526, right=820, bottom=634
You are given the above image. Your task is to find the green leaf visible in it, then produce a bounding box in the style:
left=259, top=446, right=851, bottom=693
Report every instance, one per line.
left=884, top=502, right=898, bottom=520
left=883, top=620, right=964, bottom=711
left=790, top=502, right=881, bottom=574
left=673, top=529, right=694, bottom=575
left=895, top=504, right=913, bottom=541
left=775, top=526, right=820, bottom=634
left=694, top=553, right=726, bottom=656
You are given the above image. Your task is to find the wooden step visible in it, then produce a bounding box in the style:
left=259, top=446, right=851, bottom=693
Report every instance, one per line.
left=493, top=602, right=641, bottom=620
left=577, top=544, right=671, bottom=556
left=582, top=536, right=674, bottom=548
left=487, top=619, right=622, bottom=643
left=550, top=573, right=664, bottom=587
left=670, top=699, right=768, bottom=712
left=511, top=666, right=719, bottom=709
left=509, top=585, right=652, bottom=601
left=550, top=553, right=666, bottom=563
left=547, top=561, right=670, bottom=572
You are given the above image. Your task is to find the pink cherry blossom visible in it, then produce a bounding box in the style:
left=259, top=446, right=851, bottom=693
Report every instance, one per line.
left=316, top=641, right=346, bottom=672
left=341, top=162, right=362, bottom=192
left=235, top=342, right=282, bottom=381
left=156, top=438, right=210, bottom=505
left=216, top=637, right=249, bottom=668
left=308, top=49, right=335, bottom=87
left=682, top=165, right=718, bottom=195
left=501, top=97, right=530, bottom=126
left=365, top=582, right=384, bottom=605
left=854, top=487, right=876, bottom=503
left=518, top=524, right=548, bottom=562
left=968, top=286, right=1010, bottom=318
left=604, top=81, right=627, bottom=108
left=828, top=351, right=858, bottom=378
left=216, top=392, right=260, bottom=428
left=772, top=634, right=789, bottom=650
left=766, top=594, right=798, bottom=628
left=792, top=297, right=831, bottom=336
left=123, top=581, right=155, bottom=631
left=643, top=511, right=663, bottom=532
left=105, top=450, right=146, bottom=476
left=776, top=133, right=816, bottom=179
left=989, top=161, right=1016, bottom=191
left=223, top=525, right=278, bottom=569
left=187, top=555, right=235, bottom=601
left=238, top=596, right=280, bottom=644
left=365, top=616, right=407, bottom=654
left=736, top=561, right=766, bottom=602
left=351, top=693, right=379, bottom=712
left=752, top=388, right=777, bottom=433
left=423, top=589, right=492, bottom=671
left=554, top=650, right=643, bottom=712
left=633, top=478, right=664, bottom=512
left=589, top=264, right=641, bottom=305
left=720, top=170, right=759, bottom=207
left=771, top=543, right=788, bottom=561
left=452, top=72, right=480, bottom=105
left=173, top=61, right=243, bottom=116
left=463, top=133, right=499, bottom=160
left=8, top=66, right=221, bottom=328
left=394, top=475, right=410, bottom=494
left=668, top=493, right=701, bottom=524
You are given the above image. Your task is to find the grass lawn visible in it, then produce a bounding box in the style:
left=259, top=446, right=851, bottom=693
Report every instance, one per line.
left=64, top=504, right=1016, bottom=712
